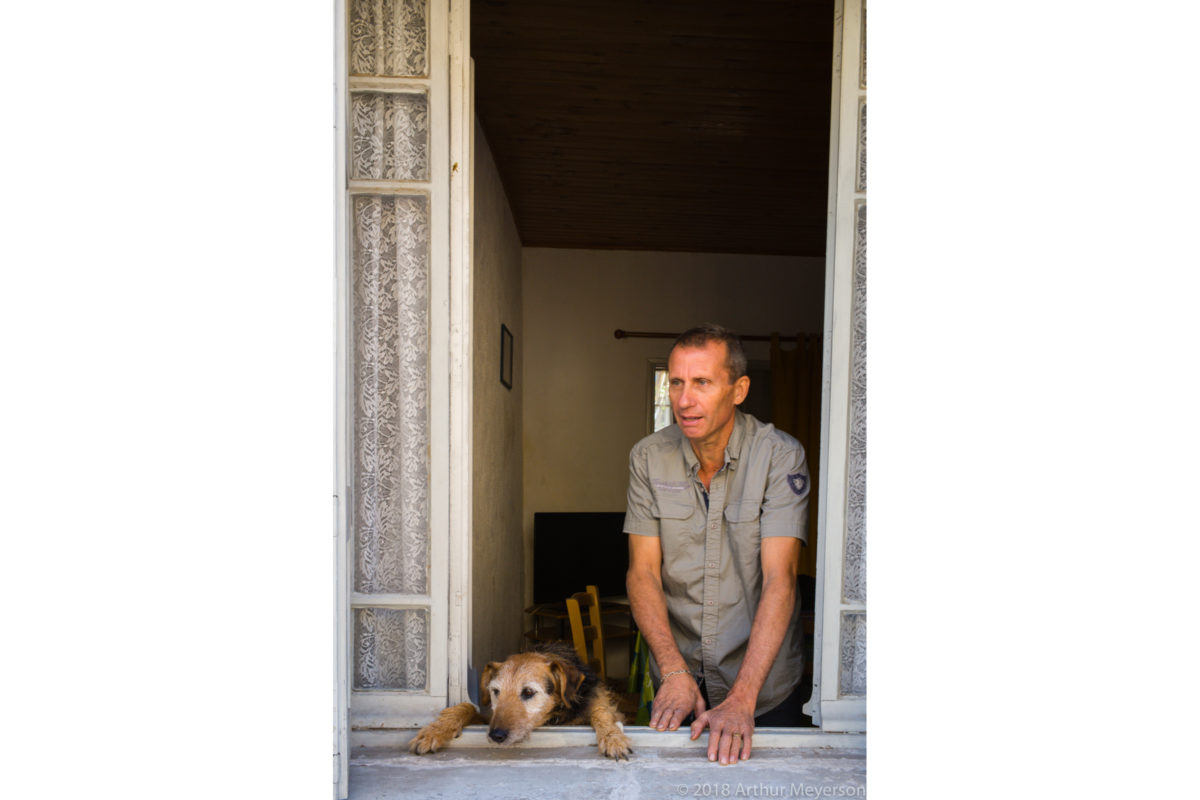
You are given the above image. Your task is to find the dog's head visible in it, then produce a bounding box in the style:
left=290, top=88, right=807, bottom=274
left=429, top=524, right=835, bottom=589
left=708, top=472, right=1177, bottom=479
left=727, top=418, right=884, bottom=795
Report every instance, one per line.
left=477, top=645, right=592, bottom=745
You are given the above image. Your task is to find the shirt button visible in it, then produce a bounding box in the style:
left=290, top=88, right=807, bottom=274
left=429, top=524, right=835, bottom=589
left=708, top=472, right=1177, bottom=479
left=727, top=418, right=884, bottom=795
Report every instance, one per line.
left=710, top=523, right=717, bottom=529
left=707, top=600, right=714, bottom=605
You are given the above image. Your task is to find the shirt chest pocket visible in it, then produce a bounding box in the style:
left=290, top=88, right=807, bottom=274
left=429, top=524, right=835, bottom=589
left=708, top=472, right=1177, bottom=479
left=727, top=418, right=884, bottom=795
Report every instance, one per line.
left=724, top=501, right=762, bottom=526
left=724, top=501, right=762, bottom=567
left=657, top=499, right=701, bottom=544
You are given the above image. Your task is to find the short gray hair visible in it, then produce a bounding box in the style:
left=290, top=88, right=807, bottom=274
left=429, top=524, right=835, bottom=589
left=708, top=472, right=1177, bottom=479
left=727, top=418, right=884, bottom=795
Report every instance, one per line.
left=670, top=323, right=747, bottom=382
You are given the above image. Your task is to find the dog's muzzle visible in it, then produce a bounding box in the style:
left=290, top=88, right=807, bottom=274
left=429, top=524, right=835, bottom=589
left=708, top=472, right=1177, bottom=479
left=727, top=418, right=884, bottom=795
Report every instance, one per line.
left=488, top=727, right=509, bottom=744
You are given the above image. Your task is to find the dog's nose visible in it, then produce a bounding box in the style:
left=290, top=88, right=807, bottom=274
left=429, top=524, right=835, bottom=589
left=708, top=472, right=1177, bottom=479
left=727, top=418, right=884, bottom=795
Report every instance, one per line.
left=488, top=727, right=508, bottom=744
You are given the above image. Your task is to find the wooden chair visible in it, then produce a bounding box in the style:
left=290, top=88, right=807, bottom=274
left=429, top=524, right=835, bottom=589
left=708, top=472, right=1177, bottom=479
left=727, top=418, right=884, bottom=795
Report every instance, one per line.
left=565, top=585, right=607, bottom=681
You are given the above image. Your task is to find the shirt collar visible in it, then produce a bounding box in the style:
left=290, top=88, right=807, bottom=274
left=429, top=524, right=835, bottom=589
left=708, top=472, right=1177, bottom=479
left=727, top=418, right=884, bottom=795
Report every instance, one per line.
left=681, top=410, right=747, bottom=476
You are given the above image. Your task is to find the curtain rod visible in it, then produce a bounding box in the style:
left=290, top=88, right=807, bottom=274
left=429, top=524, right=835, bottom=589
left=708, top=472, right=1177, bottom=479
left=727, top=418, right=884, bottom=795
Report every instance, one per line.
left=613, top=329, right=819, bottom=343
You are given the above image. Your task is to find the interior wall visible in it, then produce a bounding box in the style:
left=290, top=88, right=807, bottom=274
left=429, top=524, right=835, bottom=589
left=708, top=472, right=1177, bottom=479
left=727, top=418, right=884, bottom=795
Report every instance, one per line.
left=521, top=248, right=824, bottom=606
left=471, top=119, right=525, bottom=670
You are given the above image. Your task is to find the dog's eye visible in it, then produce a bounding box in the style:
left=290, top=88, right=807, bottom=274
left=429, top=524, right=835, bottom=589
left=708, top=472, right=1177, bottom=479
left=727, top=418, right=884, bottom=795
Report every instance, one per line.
left=520, top=687, right=536, bottom=700
left=491, top=688, right=499, bottom=696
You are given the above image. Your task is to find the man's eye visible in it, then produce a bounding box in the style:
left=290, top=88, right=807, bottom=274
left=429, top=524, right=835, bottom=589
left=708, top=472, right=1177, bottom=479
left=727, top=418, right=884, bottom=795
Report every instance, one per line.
left=520, top=688, right=535, bottom=700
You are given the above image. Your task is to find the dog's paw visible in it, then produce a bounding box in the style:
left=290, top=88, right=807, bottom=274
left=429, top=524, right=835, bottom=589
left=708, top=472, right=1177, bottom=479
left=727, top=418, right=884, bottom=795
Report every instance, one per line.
left=408, top=726, right=450, bottom=755
left=597, top=729, right=633, bottom=761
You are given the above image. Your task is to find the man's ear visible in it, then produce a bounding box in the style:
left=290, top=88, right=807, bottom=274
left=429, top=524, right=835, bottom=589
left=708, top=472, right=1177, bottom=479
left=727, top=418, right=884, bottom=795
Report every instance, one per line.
left=548, top=659, right=586, bottom=706
left=479, top=662, right=501, bottom=706
left=734, top=374, right=750, bottom=406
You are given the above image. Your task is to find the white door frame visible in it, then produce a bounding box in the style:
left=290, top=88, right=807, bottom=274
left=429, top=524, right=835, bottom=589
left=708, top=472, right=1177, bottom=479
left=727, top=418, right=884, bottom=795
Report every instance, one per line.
left=446, top=0, right=474, bottom=716
left=805, top=0, right=867, bottom=732
left=333, top=8, right=350, bottom=798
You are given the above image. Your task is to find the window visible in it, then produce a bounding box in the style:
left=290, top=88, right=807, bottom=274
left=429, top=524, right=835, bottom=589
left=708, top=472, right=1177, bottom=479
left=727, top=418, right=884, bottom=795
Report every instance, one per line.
left=647, top=362, right=673, bottom=433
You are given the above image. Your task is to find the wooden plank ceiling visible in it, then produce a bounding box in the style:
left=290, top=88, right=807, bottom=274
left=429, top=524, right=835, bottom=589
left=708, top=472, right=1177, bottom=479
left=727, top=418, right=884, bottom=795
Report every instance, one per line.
left=471, top=0, right=834, bottom=256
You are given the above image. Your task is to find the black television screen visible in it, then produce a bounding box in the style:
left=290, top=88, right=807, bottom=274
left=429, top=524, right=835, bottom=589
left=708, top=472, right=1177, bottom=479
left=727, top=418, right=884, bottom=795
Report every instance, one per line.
left=533, top=512, right=629, bottom=604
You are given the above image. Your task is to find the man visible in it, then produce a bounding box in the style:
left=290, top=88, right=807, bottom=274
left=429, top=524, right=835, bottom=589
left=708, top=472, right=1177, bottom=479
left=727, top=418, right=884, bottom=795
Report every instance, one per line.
left=624, top=324, right=809, bottom=765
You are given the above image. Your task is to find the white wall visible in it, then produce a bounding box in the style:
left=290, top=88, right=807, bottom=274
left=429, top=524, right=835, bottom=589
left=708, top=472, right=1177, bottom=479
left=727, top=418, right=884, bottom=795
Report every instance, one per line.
left=471, top=119, right=525, bottom=669
left=520, top=248, right=824, bottom=606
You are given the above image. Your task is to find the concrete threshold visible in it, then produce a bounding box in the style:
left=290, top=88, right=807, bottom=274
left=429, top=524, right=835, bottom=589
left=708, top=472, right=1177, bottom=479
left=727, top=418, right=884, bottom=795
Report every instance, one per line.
left=353, top=724, right=865, bottom=750
left=349, top=726, right=866, bottom=799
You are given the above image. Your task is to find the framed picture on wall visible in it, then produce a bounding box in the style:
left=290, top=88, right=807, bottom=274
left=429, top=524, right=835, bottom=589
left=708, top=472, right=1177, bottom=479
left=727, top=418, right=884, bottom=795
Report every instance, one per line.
left=500, top=323, right=513, bottom=389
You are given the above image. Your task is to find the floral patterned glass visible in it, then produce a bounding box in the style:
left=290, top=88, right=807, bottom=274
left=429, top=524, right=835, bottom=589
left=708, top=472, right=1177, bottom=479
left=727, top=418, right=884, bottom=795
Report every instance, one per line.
left=349, top=0, right=428, bottom=77
left=352, top=194, right=430, bottom=597
left=354, top=607, right=429, bottom=690
left=350, top=91, right=429, bottom=181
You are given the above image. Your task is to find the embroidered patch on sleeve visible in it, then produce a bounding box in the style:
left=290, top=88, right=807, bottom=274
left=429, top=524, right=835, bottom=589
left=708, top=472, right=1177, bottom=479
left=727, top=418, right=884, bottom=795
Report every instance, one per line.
left=787, top=473, right=809, bottom=496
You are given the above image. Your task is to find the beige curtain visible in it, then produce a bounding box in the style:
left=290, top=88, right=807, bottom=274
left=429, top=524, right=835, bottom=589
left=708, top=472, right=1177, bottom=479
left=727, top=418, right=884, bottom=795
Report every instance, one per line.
left=769, top=333, right=822, bottom=578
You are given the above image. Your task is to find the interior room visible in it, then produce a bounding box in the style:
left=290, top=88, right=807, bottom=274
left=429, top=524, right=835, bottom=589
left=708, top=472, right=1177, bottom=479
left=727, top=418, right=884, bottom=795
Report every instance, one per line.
left=467, top=0, right=835, bottom=722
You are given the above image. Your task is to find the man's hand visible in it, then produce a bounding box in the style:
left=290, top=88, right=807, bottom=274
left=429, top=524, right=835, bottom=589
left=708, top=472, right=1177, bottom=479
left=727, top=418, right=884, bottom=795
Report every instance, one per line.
left=690, top=693, right=756, bottom=764
left=648, top=672, right=705, bottom=731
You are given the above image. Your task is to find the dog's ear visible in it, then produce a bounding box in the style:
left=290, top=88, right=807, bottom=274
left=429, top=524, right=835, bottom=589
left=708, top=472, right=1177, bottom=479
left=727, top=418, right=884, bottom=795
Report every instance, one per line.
left=548, top=657, right=586, bottom=707
left=479, top=661, right=502, bottom=707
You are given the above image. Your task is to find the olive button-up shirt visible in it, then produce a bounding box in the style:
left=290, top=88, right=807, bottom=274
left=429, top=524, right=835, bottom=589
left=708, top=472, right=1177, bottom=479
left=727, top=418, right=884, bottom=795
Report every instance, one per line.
left=623, top=411, right=809, bottom=715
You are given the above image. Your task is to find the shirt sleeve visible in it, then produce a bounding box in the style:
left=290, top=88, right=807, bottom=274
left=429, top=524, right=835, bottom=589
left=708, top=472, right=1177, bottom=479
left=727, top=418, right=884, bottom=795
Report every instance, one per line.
left=622, top=443, right=660, bottom=537
left=758, top=436, right=810, bottom=541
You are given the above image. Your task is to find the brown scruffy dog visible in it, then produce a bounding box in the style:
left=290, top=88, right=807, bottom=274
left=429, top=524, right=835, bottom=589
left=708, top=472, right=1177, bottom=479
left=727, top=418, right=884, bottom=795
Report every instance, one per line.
left=408, top=642, right=632, bottom=760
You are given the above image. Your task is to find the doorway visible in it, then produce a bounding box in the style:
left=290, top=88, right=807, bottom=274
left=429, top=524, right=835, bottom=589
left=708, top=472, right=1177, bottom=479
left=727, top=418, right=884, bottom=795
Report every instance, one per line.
left=468, top=0, right=835, bottom=723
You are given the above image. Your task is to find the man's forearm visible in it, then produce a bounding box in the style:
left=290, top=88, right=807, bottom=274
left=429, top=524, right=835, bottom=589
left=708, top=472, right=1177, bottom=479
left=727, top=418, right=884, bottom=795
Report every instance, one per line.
left=627, top=567, right=689, bottom=674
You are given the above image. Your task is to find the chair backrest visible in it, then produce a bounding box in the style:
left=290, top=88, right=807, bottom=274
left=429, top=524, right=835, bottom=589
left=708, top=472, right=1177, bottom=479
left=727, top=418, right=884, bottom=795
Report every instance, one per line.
left=565, top=584, right=606, bottom=681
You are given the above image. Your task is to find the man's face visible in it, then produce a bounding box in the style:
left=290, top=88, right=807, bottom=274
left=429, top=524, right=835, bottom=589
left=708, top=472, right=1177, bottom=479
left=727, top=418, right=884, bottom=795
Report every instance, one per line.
left=668, top=341, right=750, bottom=450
